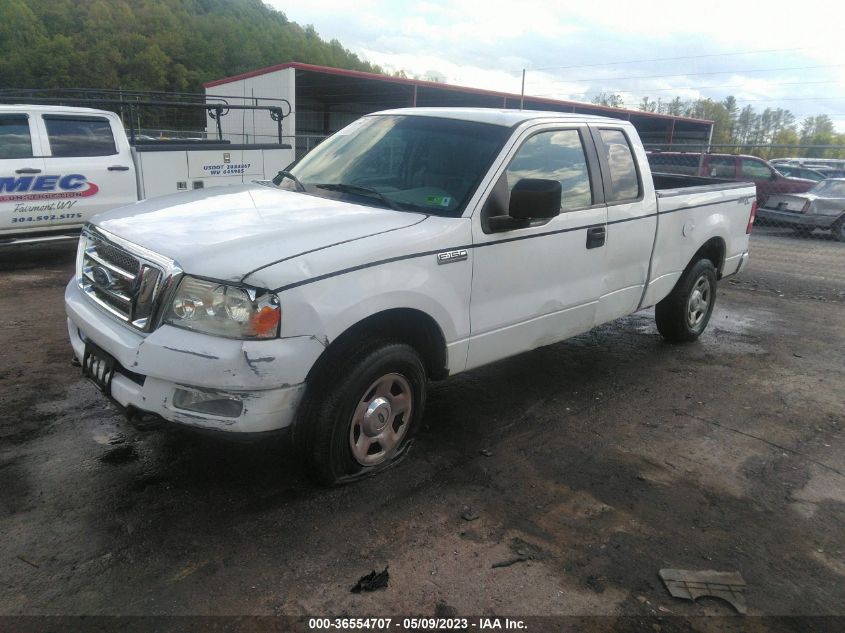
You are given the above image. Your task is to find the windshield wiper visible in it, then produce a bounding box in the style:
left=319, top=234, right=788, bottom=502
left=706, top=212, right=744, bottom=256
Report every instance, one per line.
left=313, top=183, right=402, bottom=211
left=272, top=169, right=306, bottom=192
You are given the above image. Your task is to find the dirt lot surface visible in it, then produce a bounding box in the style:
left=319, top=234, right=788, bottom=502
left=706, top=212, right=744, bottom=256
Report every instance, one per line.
left=1, top=233, right=843, bottom=631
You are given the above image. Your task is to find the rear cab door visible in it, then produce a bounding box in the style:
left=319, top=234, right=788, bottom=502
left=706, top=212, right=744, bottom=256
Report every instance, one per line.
left=590, top=125, right=657, bottom=324
left=34, top=110, right=138, bottom=231
left=0, top=110, right=47, bottom=237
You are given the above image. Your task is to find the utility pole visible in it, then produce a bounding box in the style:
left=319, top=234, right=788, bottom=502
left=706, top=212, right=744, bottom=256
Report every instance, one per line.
left=520, top=69, right=525, bottom=110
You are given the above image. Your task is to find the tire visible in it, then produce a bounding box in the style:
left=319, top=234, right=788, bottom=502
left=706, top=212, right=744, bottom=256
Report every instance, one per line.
left=655, top=259, right=717, bottom=343
left=832, top=220, right=845, bottom=242
left=294, top=339, right=427, bottom=485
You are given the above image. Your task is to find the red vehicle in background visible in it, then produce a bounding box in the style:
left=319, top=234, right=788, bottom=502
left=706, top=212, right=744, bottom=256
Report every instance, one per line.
left=647, top=152, right=815, bottom=206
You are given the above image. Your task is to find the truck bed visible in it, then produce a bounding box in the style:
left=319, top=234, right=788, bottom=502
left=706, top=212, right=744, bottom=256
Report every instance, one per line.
left=638, top=174, right=756, bottom=310
left=652, top=172, right=743, bottom=192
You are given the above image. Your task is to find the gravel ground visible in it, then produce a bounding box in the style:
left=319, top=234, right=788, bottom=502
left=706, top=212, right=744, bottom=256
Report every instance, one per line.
left=0, top=233, right=843, bottom=632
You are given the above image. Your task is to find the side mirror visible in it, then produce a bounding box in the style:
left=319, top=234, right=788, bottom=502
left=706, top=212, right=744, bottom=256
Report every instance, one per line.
left=509, top=178, right=562, bottom=220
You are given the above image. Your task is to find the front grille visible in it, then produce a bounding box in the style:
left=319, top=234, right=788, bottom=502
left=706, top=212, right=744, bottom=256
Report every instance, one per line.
left=96, top=241, right=140, bottom=276
left=78, top=228, right=173, bottom=331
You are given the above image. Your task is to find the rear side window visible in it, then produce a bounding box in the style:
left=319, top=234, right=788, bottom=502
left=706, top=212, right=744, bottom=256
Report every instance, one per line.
left=706, top=156, right=735, bottom=178
left=648, top=154, right=698, bottom=176
left=598, top=129, right=640, bottom=202
left=44, top=116, right=117, bottom=157
left=0, top=115, right=33, bottom=159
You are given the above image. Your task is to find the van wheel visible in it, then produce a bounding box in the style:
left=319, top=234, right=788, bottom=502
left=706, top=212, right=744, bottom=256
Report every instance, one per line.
left=655, top=259, right=717, bottom=343
left=832, top=220, right=845, bottom=242
left=295, top=340, right=427, bottom=485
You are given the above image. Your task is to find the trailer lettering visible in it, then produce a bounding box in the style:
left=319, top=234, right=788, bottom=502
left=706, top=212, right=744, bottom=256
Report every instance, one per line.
left=33, top=175, right=60, bottom=192
left=0, top=174, right=98, bottom=203
left=0, top=176, right=34, bottom=193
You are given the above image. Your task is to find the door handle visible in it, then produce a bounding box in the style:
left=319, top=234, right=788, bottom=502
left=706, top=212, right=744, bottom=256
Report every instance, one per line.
left=586, top=226, right=606, bottom=249
left=108, top=165, right=130, bottom=171
left=15, top=168, right=41, bottom=174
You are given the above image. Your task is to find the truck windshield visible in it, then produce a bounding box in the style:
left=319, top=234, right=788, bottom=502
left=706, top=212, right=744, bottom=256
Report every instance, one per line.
left=284, top=115, right=510, bottom=216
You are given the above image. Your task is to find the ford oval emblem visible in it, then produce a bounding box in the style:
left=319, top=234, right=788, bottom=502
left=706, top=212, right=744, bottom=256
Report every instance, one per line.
left=91, top=265, right=115, bottom=288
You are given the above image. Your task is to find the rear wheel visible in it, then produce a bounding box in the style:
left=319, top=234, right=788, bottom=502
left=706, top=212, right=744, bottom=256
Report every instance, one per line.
left=655, top=259, right=717, bottom=343
left=295, top=340, right=427, bottom=485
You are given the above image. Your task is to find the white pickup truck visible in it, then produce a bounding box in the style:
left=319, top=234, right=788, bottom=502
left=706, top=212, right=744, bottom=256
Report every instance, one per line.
left=65, top=108, right=755, bottom=484
left=0, top=104, right=294, bottom=244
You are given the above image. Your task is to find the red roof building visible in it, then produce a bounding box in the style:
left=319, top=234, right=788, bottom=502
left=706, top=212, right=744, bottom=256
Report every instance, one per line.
left=205, top=61, right=713, bottom=157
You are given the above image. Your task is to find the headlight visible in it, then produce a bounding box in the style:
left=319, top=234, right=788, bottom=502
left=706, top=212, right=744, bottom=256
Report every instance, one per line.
left=163, top=276, right=281, bottom=339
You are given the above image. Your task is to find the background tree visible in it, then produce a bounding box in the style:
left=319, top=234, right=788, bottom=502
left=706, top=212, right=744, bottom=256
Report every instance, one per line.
left=0, top=0, right=381, bottom=93
left=591, top=92, right=625, bottom=108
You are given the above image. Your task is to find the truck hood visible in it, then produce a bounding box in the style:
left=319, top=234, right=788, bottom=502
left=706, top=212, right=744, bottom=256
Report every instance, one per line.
left=91, top=185, right=427, bottom=283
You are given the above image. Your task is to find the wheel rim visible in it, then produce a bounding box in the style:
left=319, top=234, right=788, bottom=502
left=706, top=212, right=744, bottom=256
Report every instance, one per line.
left=687, top=274, right=712, bottom=330
left=348, top=373, right=413, bottom=466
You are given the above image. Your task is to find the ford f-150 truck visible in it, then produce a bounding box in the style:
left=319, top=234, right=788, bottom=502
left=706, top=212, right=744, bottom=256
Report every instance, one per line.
left=65, top=108, right=755, bottom=484
left=1, top=104, right=293, bottom=244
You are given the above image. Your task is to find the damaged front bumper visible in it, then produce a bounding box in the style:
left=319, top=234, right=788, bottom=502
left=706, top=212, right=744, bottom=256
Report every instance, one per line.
left=65, top=281, right=325, bottom=433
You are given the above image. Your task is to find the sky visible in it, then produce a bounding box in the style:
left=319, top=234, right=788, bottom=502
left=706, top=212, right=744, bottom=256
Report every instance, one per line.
left=267, top=0, right=845, bottom=133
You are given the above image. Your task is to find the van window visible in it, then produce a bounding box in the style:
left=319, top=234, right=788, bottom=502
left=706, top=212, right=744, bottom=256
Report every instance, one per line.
left=598, top=129, right=640, bottom=202
left=0, top=115, right=33, bottom=159
left=648, top=154, right=698, bottom=176
left=43, top=116, right=117, bottom=158
left=707, top=156, right=735, bottom=178
left=506, top=129, right=592, bottom=210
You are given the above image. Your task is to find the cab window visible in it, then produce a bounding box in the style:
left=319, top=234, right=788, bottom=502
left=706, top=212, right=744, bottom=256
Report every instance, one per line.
left=43, top=116, right=117, bottom=157
left=505, top=129, right=592, bottom=210
left=598, top=129, right=640, bottom=202
left=0, top=115, right=33, bottom=159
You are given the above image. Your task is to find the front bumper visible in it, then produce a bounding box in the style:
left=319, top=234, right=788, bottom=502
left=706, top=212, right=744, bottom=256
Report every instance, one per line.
left=65, top=281, right=325, bottom=433
left=756, top=207, right=838, bottom=228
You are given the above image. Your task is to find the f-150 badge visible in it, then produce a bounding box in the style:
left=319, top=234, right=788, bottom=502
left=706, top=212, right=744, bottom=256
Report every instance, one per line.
left=436, top=249, right=468, bottom=265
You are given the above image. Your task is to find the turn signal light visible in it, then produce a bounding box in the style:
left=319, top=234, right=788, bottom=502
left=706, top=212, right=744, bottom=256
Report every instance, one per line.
left=250, top=305, right=281, bottom=338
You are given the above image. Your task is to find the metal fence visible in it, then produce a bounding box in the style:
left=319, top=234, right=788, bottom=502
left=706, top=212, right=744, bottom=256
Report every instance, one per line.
left=642, top=145, right=845, bottom=295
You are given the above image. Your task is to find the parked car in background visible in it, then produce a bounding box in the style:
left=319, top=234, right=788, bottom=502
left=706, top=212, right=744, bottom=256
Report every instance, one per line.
left=757, top=179, right=845, bottom=241
left=812, top=167, right=845, bottom=179
left=771, top=157, right=845, bottom=171
left=776, top=165, right=826, bottom=181
left=647, top=151, right=815, bottom=205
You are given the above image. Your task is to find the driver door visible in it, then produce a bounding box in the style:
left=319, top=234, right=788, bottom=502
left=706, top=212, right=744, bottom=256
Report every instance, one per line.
left=466, top=125, right=607, bottom=370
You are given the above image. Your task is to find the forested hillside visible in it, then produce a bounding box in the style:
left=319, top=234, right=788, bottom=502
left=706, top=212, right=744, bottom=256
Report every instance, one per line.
left=0, top=0, right=380, bottom=93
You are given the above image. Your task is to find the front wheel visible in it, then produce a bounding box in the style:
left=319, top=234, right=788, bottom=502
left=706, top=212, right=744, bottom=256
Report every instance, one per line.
left=831, top=220, right=845, bottom=243
left=295, top=340, right=427, bottom=485
left=655, top=259, right=717, bottom=343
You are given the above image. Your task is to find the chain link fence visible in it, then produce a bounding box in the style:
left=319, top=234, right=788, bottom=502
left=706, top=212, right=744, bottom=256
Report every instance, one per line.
left=643, top=145, right=845, bottom=297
